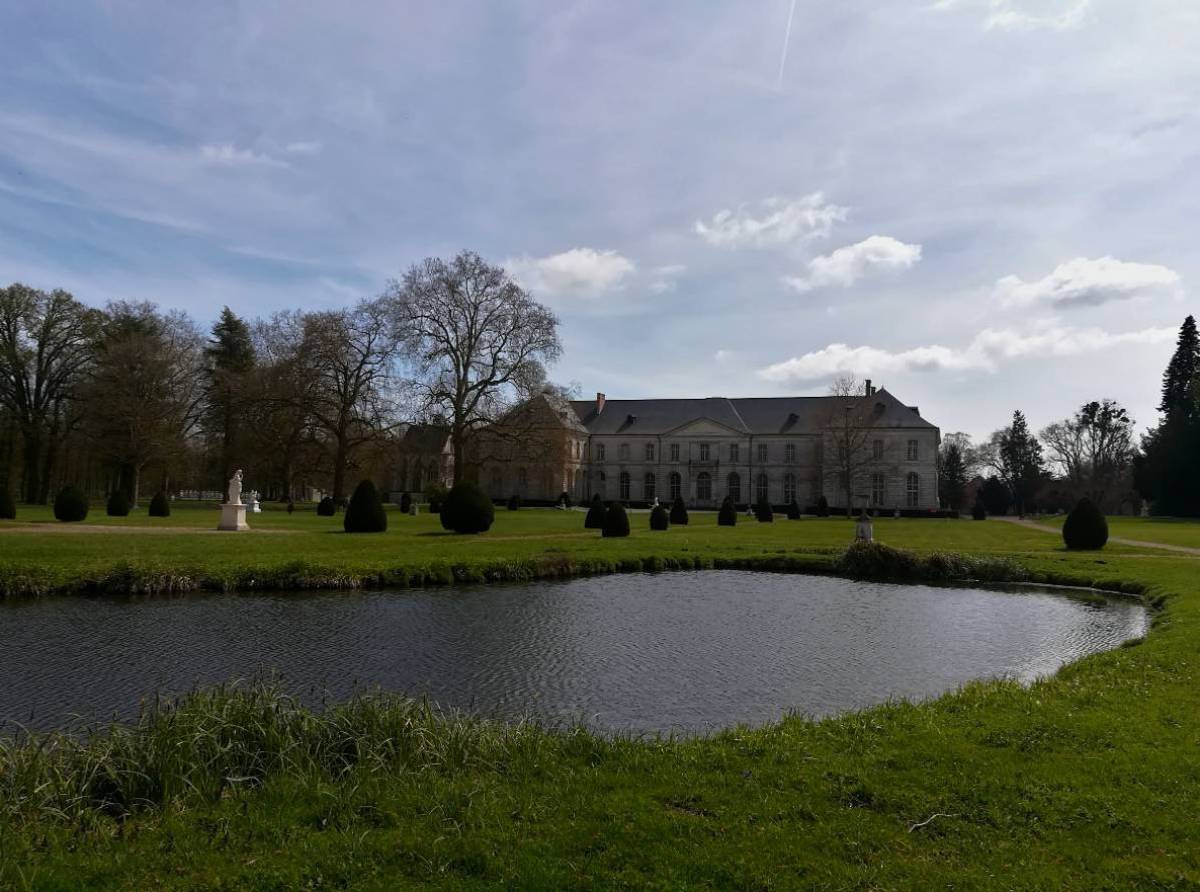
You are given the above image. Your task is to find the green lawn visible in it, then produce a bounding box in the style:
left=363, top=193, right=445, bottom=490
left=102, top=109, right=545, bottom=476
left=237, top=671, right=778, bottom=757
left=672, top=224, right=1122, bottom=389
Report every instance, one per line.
left=2, top=509, right=1200, bottom=888
left=1034, top=512, right=1200, bottom=549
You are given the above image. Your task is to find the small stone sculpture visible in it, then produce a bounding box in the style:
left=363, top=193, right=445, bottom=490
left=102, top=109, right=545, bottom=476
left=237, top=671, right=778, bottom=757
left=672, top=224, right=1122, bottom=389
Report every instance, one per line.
left=855, top=509, right=874, bottom=544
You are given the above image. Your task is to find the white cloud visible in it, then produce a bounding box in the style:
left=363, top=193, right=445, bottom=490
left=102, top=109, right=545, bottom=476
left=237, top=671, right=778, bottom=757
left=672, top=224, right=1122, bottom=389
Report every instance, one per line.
left=995, top=256, right=1181, bottom=309
left=506, top=248, right=636, bottom=296
left=200, top=143, right=289, bottom=168
left=784, top=235, right=922, bottom=292
left=758, top=324, right=1175, bottom=382
left=714, top=348, right=734, bottom=363
left=694, top=192, right=847, bottom=249
left=932, top=0, right=1091, bottom=31
left=648, top=263, right=686, bottom=294
left=285, top=140, right=323, bottom=155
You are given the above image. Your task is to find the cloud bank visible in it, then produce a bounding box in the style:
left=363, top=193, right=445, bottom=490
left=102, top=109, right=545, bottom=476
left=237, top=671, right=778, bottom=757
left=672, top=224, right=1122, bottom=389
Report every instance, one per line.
left=995, top=256, right=1181, bottom=309
left=784, top=236, right=922, bottom=292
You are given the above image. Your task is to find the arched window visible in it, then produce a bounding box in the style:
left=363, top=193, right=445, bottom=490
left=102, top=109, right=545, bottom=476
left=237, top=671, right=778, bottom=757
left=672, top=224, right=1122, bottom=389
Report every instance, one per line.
left=619, top=471, right=631, bottom=501
left=645, top=443, right=655, bottom=461
left=783, top=473, right=796, bottom=504
left=756, top=473, right=769, bottom=504
left=727, top=472, right=741, bottom=503
left=619, top=443, right=630, bottom=461
left=871, top=473, right=886, bottom=506
left=906, top=472, right=920, bottom=507
left=644, top=472, right=656, bottom=501
left=669, top=471, right=682, bottom=501
left=697, top=471, right=712, bottom=501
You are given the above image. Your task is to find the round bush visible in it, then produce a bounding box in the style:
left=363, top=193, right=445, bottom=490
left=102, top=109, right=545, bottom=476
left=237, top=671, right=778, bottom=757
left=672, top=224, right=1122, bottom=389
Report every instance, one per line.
left=717, top=495, right=737, bottom=527
left=106, top=489, right=131, bottom=517
left=669, top=496, right=689, bottom=526
left=439, top=481, right=495, bottom=534
left=971, top=496, right=987, bottom=521
left=786, top=499, right=801, bottom=520
left=755, top=496, right=774, bottom=523
left=557, top=491, right=572, bottom=508
left=649, top=503, right=670, bottom=530
left=816, top=495, right=830, bottom=517
left=602, top=501, right=630, bottom=538
left=286, top=499, right=295, bottom=514
left=316, top=496, right=336, bottom=517
left=507, top=494, right=521, bottom=511
left=0, top=489, right=16, bottom=520
left=399, top=492, right=412, bottom=514
left=344, top=479, right=388, bottom=533
left=1062, top=497, right=1108, bottom=550
left=584, top=494, right=606, bottom=529
left=54, top=485, right=89, bottom=523
left=148, top=490, right=171, bottom=517
left=426, top=485, right=447, bottom=514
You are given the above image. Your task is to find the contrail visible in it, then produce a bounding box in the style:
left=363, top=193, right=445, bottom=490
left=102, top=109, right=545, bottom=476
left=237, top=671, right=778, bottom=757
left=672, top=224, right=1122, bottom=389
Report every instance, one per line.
left=776, top=0, right=797, bottom=89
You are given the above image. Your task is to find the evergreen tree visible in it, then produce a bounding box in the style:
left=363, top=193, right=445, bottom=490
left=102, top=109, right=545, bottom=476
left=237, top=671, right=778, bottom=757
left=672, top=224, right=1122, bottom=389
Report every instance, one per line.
left=204, top=307, right=257, bottom=489
left=938, top=442, right=968, bottom=511
left=1142, top=316, right=1200, bottom=516
left=998, top=410, right=1043, bottom=516
left=1159, top=315, right=1199, bottom=423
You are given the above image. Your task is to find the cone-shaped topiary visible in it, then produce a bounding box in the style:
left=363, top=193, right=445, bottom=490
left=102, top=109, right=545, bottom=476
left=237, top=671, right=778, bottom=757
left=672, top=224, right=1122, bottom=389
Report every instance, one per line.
left=557, top=491, right=572, bottom=508
left=972, top=495, right=987, bottom=521
left=54, top=485, right=89, bottom=522
left=1062, top=497, right=1108, bottom=550
left=602, top=501, right=630, bottom=537
left=316, top=496, right=336, bottom=516
left=786, top=499, right=801, bottom=520
left=106, top=489, right=131, bottom=517
left=816, top=495, right=830, bottom=517
left=344, top=479, right=388, bottom=533
left=0, top=489, right=16, bottom=520
left=649, top=503, right=670, bottom=530
left=717, top=495, right=737, bottom=527
left=755, top=496, right=774, bottom=523
left=439, top=481, right=495, bottom=534
left=148, top=490, right=170, bottom=517
left=399, top=492, right=412, bottom=514
left=584, top=493, right=606, bottom=529
left=507, top=494, right=521, bottom=511
left=669, top=496, right=689, bottom=526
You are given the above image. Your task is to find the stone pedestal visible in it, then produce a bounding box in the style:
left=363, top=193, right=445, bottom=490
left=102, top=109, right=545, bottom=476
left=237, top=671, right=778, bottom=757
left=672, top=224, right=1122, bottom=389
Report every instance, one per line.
left=218, top=502, right=249, bottom=531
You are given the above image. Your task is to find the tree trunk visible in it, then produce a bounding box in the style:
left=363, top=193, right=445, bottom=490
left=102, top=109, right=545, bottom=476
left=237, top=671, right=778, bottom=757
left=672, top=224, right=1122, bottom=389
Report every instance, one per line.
left=132, top=464, right=142, bottom=508
left=332, top=435, right=347, bottom=501
left=452, top=423, right=466, bottom=486
left=21, top=427, right=42, bottom=504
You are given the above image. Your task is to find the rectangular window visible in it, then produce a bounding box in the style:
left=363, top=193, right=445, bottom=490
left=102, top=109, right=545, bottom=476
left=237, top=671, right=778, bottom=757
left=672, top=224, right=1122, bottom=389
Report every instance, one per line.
left=596, top=444, right=605, bottom=462
left=645, top=443, right=655, bottom=461
left=670, top=443, right=680, bottom=462
left=906, top=439, right=919, bottom=461
left=699, top=443, right=710, bottom=461
left=873, top=439, right=883, bottom=460
left=784, top=443, right=796, bottom=463
left=729, top=443, right=739, bottom=462
left=871, top=473, right=885, bottom=505
left=757, top=444, right=768, bottom=462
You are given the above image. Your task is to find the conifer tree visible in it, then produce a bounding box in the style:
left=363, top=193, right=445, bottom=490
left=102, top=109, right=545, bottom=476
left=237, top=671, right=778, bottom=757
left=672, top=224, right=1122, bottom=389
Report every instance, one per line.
left=1159, top=315, right=1198, bottom=423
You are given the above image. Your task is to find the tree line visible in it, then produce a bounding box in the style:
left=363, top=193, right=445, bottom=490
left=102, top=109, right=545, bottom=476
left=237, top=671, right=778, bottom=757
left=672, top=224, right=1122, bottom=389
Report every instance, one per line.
left=0, top=251, right=562, bottom=506
left=935, top=314, right=1200, bottom=517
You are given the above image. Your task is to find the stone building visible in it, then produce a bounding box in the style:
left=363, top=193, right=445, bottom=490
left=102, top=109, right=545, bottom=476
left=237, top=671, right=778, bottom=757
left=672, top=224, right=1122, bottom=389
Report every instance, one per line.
left=389, top=423, right=453, bottom=501
left=468, top=383, right=940, bottom=511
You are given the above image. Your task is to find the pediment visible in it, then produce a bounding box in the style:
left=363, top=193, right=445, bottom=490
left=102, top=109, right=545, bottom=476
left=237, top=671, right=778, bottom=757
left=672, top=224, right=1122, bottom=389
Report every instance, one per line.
left=663, top=417, right=746, bottom=437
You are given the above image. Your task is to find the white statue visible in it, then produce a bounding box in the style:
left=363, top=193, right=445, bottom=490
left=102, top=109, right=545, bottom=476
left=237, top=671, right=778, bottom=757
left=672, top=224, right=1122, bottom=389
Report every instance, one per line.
left=247, top=489, right=261, bottom=513
left=855, top=510, right=874, bottom=544
left=228, top=470, right=244, bottom=506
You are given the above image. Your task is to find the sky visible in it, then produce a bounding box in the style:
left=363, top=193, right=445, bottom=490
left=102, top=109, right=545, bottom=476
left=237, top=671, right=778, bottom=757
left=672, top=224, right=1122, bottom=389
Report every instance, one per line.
left=1, top=0, right=1197, bottom=441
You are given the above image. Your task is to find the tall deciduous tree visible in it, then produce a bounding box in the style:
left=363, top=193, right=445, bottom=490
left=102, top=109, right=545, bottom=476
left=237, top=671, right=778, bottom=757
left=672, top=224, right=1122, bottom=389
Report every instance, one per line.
left=389, top=251, right=561, bottom=484
left=821, top=375, right=891, bottom=514
left=1040, top=400, right=1136, bottom=509
left=203, top=307, right=256, bottom=487
left=0, top=284, right=100, bottom=503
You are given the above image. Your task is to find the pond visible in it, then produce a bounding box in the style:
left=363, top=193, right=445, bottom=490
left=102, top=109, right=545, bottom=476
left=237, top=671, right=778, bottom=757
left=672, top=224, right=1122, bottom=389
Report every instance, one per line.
left=0, top=571, right=1148, bottom=735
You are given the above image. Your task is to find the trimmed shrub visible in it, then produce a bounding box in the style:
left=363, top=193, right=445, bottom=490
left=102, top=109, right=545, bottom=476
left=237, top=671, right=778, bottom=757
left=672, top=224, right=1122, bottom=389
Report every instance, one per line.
left=815, top=495, right=830, bottom=517
left=669, top=496, right=689, bottom=526
left=649, top=503, right=670, bottom=530
left=1062, top=497, right=1108, bottom=550
left=557, top=491, right=572, bottom=508
left=439, top=481, right=495, bottom=534
left=786, top=499, right=801, bottom=520
left=602, top=501, right=630, bottom=538
left=425, top=484, right=447, bottom=514
left=507, top=494, right=521, bottom=511
left=972, top=495, right=987, bottom=521
left=286, top=499, right=295, bottom=515
left=54, top=485, right=89, bottom=523
left=316, top=496, right=336, bottom=517
left=717, top=496, right=737, bottom=527
left=399, top=492, right=412, bottom=514
left=755, top=496, right=774, bottom=523
left=0, top=489, right=16, bottom=520
left=106, top=489, right=131, bottom=517
left=344, top=479, right=388, bottom=533
left=148, top=491, right=171, bottom=517
left=584, top=494, right=606, bottom=529
left=836, top=541, right=1028, bottom=585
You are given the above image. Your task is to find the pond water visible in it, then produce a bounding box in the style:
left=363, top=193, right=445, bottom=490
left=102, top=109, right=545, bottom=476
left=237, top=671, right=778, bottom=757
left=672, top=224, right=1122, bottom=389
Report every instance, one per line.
left=0, top=571, right=1147, bottom=735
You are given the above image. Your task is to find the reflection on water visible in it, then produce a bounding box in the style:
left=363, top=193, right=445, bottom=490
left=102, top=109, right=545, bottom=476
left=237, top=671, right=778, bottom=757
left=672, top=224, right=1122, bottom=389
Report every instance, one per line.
left=0, top=571, right=1147, bottom=735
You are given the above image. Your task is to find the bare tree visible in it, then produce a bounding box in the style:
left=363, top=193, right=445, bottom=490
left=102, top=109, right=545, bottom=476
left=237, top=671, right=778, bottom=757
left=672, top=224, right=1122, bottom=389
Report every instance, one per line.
left=822, top=375, right=889, bottom=514
left=389, top=251, right=561, bottom=484
left=0, top=284, right=102, bottom=503
left=300, top=297, right=400, bottom=500
left=1040, top=400, right=1136, bottom=508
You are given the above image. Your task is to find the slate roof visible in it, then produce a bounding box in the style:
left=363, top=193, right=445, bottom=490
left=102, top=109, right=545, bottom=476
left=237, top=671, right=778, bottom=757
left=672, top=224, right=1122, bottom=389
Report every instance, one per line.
left=569, top=389, right=935, bottom=435
left=397, top=423, right=451, bottom=452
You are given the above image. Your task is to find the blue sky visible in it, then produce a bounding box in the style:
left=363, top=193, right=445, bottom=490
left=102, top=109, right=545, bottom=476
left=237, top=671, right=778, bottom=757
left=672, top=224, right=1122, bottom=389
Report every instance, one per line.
left=1, top=0, right=1196, bottom=439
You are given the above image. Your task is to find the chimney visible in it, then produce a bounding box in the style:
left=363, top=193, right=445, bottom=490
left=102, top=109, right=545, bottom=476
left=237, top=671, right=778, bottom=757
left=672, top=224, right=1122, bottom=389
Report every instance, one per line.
left=596, top=392, right=606, bottom=414
left=864, top=379, right=873, bottom=396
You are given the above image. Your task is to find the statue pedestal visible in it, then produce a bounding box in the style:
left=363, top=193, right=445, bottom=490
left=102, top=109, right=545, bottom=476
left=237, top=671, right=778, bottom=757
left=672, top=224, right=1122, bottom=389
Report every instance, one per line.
left=217, top=503, right=249, bottom=531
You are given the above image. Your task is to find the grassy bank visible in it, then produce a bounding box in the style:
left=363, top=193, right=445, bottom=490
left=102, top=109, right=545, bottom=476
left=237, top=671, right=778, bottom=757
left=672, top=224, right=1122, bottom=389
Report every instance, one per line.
left=2, top=513, right=1199, bottom=887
